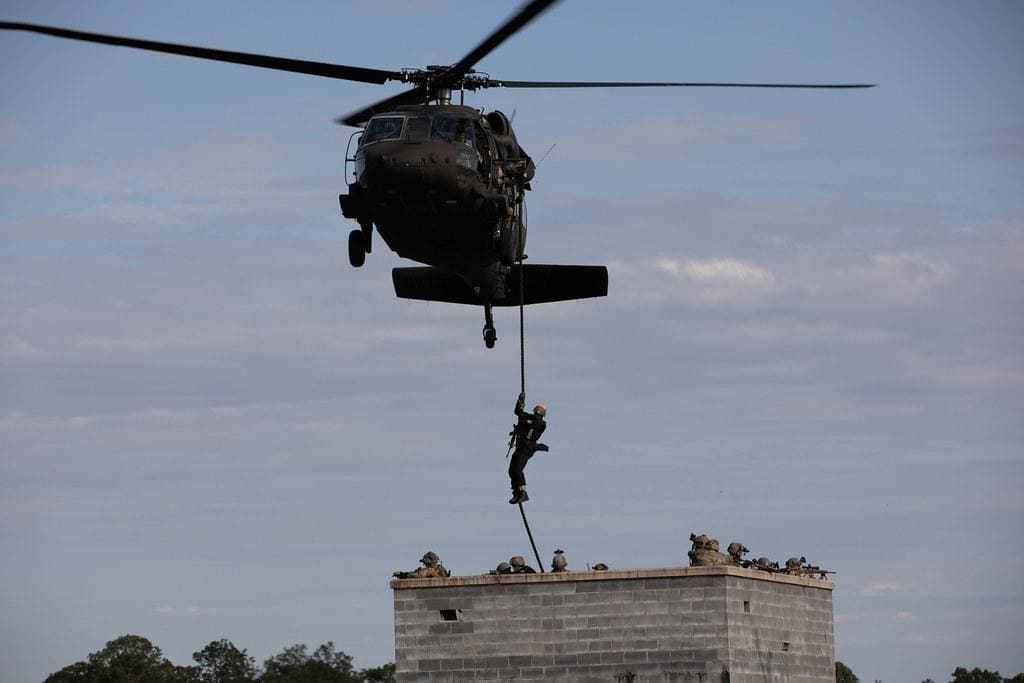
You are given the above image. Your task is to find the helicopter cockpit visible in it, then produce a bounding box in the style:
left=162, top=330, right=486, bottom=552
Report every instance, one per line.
left=359, top=112, right=477, bottom=148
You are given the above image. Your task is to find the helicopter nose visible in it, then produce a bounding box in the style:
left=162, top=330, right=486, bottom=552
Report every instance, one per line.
left=363, top=145, right=456, bottom=193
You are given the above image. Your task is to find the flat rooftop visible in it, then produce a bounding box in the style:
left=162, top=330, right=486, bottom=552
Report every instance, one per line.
left=390, top=564, right=834, bottom=590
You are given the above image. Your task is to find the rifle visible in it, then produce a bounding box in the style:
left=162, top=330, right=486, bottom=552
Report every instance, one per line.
left=505, top=428, right=517, bottom=459
left=798, top=564, right=836, bottom=579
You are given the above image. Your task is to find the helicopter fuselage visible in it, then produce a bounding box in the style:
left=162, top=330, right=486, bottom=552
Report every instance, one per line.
left=339, top=104, right=533, bottom=300
left=337, top=102, right=606, bottom=349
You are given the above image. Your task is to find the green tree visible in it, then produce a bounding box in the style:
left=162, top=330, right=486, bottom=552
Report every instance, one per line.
left=260, top=642, right=358, bottom=683
left=836, top=660, right=859, bottom=683
left=44, top=635, right=193, bottom=683
left=360, top=663, right=396, bottom=683
left=44, top=661, right=92, bottom=682
left=193, top=639, right=257, bottom=683
left=1005, top=675, right=1024, bottom=683
left=951, top=667, right=1003, bottom=683
left=311, top=642, right=355, bottom=675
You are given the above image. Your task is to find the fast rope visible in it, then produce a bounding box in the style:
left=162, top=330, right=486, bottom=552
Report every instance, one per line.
left=518, top=250, right=526, bottom=395
left=515, top=242, right=544, bottom=573
left=519, top=498, right=543, bottom=573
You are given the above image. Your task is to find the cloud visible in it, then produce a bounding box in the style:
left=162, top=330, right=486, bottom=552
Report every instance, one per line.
left=860, top=581, right=907, bottom=597
left=610, top=256, right=777, bottom=308
left=656, top=257, right=775, bottom=286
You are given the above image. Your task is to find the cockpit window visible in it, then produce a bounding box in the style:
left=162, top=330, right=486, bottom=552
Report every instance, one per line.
left=406, top=116, right=431, bottom=142
left=431, top=116, right=458, bottom=142
left=431, top=116, right=476, bottom=147
left=362, top=116, right=404, bottom=145
left=455, top=119, right=475, bottom=148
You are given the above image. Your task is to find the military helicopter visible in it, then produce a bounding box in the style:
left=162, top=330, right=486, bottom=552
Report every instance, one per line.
left=1, top=1, right=872, bottom=348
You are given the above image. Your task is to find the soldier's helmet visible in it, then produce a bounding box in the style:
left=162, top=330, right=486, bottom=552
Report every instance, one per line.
left=707, top=539, right=720, bottom=552
left=421, top=551, right=439, bottom=565
left=551, top=550, right=568, bottom=572
left=727, top=542, right=748, bottom=558
left=592, top=562, right=609, bottom=571
left=755, top=557, right=772, bottom=569
left=496, top=562, right=513, bottom=574
left=690, top=533, right=709, bottom=549
left=533, top=404, right=547, bottom=417
left=786, top=556, right=801, bottom=569
left=510, top=555, right=526, bottom=568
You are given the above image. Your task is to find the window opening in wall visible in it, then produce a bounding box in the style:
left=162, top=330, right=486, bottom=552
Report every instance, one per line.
left=782, top=641, right=790, bottom=652
left=743, top=600, right=750, bottom=613
left=439, top=609, right=460, bottom=622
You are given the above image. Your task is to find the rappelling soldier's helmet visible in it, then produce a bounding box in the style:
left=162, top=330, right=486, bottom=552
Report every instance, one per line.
left=421, top=551, right=439, bottom=566
left=533, top=404, right=547, bottom=417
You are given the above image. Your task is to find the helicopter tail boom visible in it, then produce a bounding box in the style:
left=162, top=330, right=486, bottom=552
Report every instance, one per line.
left=392, top=264, right=607, bottom=307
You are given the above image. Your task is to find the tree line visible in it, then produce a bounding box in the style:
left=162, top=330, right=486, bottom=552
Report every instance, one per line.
left=837, top=661, right=1024, bottom=683
left=44, top=634, right=395, bottom=683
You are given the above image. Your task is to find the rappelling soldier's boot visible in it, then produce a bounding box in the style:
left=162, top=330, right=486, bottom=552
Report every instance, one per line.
left=509, top=489, right=529, bottom=504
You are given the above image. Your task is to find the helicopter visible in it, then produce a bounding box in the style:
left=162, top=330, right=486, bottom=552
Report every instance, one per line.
left=1, top=0, right=873, bottom=348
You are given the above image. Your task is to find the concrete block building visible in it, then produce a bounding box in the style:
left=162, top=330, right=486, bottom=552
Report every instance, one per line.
left=391, top=565, right=834, bottom=682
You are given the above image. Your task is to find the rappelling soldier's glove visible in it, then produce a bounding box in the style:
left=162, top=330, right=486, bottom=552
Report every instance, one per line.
left=535, top=443, right=549, bottom=452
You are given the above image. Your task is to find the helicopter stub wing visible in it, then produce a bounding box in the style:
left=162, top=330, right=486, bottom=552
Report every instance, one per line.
left=392, top=264, right=607, bottom=307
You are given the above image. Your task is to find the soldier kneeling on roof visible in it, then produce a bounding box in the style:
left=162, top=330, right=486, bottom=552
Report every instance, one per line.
left=509, top=555, right=536, bottom=573
left=393, top=551, right=450, bottom=579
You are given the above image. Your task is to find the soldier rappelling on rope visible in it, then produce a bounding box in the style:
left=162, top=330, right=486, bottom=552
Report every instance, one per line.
left=507, top=391, right=549, bottom=504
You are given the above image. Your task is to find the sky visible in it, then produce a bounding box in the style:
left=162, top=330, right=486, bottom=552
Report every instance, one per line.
left=1, top=1, right=1022, bottom=681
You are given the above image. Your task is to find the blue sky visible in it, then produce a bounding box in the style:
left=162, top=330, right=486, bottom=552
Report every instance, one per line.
left=1, top=1, right=1022, bottom=681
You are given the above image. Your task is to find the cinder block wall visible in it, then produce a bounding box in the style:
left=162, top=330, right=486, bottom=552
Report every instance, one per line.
left=392, top=566, right=833, bottom=683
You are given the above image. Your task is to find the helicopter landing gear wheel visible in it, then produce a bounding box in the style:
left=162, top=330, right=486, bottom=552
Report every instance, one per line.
left=348, top=229, right=366, bottom=267
left=482, top=302, right=497, bottom=349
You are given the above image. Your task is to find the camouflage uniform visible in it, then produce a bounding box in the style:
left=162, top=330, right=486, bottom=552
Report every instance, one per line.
left=509, top=555, right=537, bottom=574
left=550, top=549, right=568, bottom=572
left=688, top=533, right=732, bottom=567
left=785, top=556, right=807, bottom=576
left=727, top=542, right=750, bottom=567
left=393, top=551, right=450, bottom=579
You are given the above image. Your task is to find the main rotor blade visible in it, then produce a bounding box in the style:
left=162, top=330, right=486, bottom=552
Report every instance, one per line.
left=448, top=0, right=559, bottom=78
left=0, top=21, right=400, bottom=85
left=497, top=80, right=876, bottom=89
left=337, top=86, right=427, bottom=127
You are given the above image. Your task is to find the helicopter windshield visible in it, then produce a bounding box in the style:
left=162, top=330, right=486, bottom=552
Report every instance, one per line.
left=406, top=116, right=431, bottom=142
left=431, top=115, right=457, bottom=142
left=362, top=116, right=404, bottom=145
left=432, top=116, right=475, bottom=147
